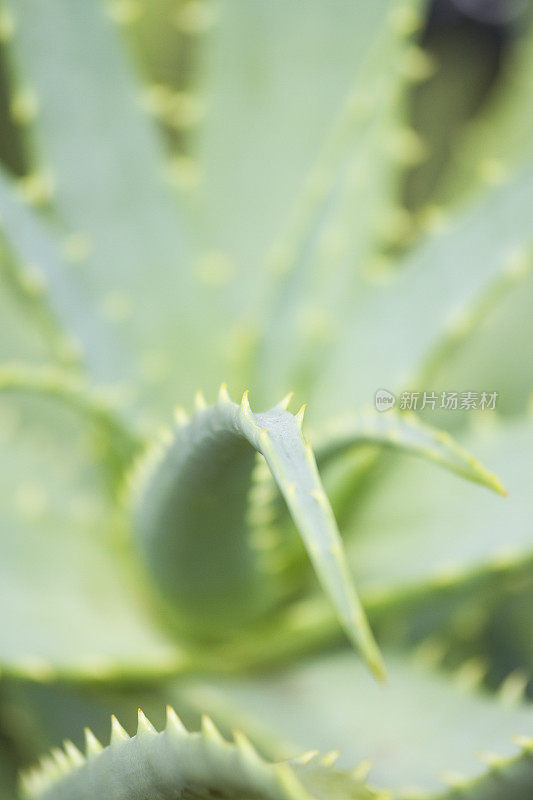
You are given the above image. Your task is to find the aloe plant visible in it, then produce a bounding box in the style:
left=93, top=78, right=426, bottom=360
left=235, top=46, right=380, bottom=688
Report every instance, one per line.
left=1, top=0, right=533, bottom=798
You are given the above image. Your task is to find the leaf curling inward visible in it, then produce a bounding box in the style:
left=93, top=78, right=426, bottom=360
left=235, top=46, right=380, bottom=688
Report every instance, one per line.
left=129, top=385, right=385, bottom=682
left=19, top=708, right=376, bottom=800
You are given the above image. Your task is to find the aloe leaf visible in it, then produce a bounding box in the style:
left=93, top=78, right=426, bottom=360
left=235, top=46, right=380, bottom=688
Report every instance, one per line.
left=267, top=421, right=529, bottom=659
left=0, top=167, right=126, bottom=384
left=0, top=276, right=52, bottom=366
left=438, top=18, right=533, bottom=207
left=305, top=164, right=533, bottom=422
left=197, top=0, right=414, bottom=313
left=313, top=410, right=505, bottom=495
left=130, top=387, right=385, bottom=680
left=247, top=410, right=505, bottom=600
left=431, top=741, right=533, bottom=800
left=343, top=420, right=528, bottom=602
left=252, top=1, right=425, bottom=400
left=15, top=698, right=533, bottom=800
left=217, top=419, right=528, bottom=674
left=425, top=251, right=533, bottom=428
left=0, top=363, right=140, bottom=492
left=2, top=0, right=225, bottom=417
left=19, top=709, right=375, bottom=800
left=183, top=649, right=533, bottom=798
left=0, top=387, right=184, bottom=680
left=0, top=240, right=65, bottom=367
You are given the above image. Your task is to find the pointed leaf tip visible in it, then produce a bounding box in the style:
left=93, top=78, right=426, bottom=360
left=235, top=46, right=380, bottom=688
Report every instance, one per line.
left=277, top=391, right=294, bottom=411
left=174, top=405, right=188, bottom=426
left=166, top=705, right=186, bottom=733
left=296, top=403, right=307, bottom=427
left=63, top=739, right=85, bottom=767
left=233, top=729, right=262, bottom=763
left=218, top=382, right=231, bottom=403
left=321, top=750, right=340, bottom=767
left=137, top=708, right=156, bottom=735
left=241, top=389, right=252, bottom=415
left=111, top=715, right=129, bottom=743
left=201, top=714, right=224, bottom=743
left=84, top=728, right=103, bottom=757
left=195, top=389, right=207, bottom=410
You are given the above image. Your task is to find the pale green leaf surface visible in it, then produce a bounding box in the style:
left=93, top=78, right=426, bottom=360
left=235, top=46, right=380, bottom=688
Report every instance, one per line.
left=0, top=363, right=141, bottom=492
left=4, top=0, right=227, bottom=419
left=0, top=390, right=183, bottom=679
left=0, top=168, right=126, bottom=384
left=254, top=5, right=424, bottom=402
left=131, top=389, right=384, bottom=679
left=308, top=166, right=533, bottom=423
left=182, top=649, right=533, bottom=796
left=344, top=420, right=531, bottom=601
left=424, top=263, right=533, bottom=429
left=197, top=0, right=418, bottom=320
left=0, top=280, right=52, bottom=367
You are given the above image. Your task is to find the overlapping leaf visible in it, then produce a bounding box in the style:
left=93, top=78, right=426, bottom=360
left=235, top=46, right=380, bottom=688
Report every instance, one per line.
left=182, top=649, right=533, bottom=797
left=19, top=709, right=375, bottom=800
left=0, top=387, right=184, bottom=680
left=130, top=387, right=385, bottom=679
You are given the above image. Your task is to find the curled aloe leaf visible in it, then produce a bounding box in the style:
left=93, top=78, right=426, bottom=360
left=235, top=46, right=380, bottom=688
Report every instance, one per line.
left=183, top=649, right=533, bottom=799
left=0, top=363, right=140, bottom=491
left=19, top=709, right=375, bottom=800
left=313, top=410, right=506, bottom=495
left=130, top=386, right=385, bottom=681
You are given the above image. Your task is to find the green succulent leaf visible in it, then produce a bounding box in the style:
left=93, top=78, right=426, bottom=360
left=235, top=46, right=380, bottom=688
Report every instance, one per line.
left=1, top=0, right=228, bottom=419
left=249, top=409, right=506, bottom=597
left=19, top=710, right=375, bottom=800
left=199, top=0, right=421, bottom=319
left=0, top=363, right=140, bottom=491
left=439, top=16, right=533, bottom=207
left=0, top=167, right=124, bottom=384
left=0, top=240, right=64, bottom=368
left=304, top=165, right=533, bottom=422
left=219, top=419, right=527, bottom=673
left=130, top=387, right=385, bottom=680
left=182, top=649, right=533, bottom=798
left=344, top=419, right=531, bottom=606
left=313, top=410, right=506, bottom=495
left=0, top=387, right=184, bottom=681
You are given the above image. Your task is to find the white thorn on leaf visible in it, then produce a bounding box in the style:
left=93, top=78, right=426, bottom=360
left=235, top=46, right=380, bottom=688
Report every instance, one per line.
left=51, top=748, right=70, bottom=773
left=63, top=740, right=85, bottom=767
left=321, top=750, right=340, bottom=767
left=277, top=391, right=294, bottom=411
left=194, top=389, right=207, bottom=410
left=84, top=728, right=103, bottom=757
left=174, top=405, right=188, bottom=426
left=110, top=715, right=129, bottom=743
left=241, top=389, right=252, bottom=416
left=166, top=705, right=186, bottom=734
left=218, top=382, right=231, bottom=404
left=201, top=714, right=224, bottom=743
left=137, top=708, right=156, bottom=735
left=296, top=403, right=307, bottom=427
left=233, top=729, right=262, bottom=763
